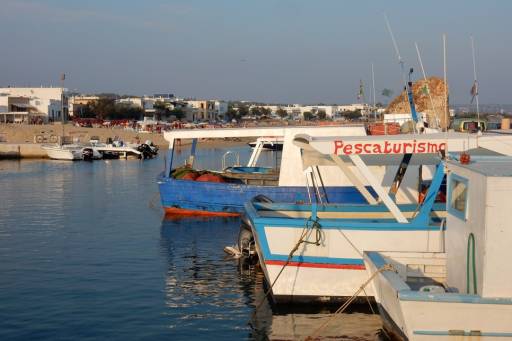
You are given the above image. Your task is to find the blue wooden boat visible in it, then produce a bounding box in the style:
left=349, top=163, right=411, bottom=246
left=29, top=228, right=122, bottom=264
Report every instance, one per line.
left=157, top=126, right=369, bottom=216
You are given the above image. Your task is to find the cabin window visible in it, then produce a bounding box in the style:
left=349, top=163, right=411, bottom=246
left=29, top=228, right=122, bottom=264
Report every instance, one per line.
left=448, top=174, right=468, bottom=220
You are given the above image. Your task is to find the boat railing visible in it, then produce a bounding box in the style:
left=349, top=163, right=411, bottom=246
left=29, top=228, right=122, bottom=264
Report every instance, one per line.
left=222, top=151, right=240, bottom=169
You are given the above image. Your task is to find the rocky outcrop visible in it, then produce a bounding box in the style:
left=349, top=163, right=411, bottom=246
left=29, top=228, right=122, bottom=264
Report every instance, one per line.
left=386, top=77, right=449, bottom=129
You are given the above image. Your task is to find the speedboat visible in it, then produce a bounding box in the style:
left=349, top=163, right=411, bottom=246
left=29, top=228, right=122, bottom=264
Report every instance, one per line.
left=42, top=144, right=84, bottom=160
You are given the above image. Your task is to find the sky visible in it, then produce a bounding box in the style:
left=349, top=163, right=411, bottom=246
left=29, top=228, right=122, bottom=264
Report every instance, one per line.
left=0, top=0, right=511, bottom=104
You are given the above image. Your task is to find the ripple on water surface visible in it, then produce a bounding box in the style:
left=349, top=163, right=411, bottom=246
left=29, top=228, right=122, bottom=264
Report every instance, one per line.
left=0, top=155, right=385, bottom=340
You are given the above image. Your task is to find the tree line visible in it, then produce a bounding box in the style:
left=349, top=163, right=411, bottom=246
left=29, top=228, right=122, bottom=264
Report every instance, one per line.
left=76, top=97, right=185, bottom=120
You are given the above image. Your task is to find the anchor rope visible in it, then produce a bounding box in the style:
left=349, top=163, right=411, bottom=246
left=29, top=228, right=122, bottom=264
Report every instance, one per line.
left=305, top=263, right=396, bottom=341
left=249, top=217, right=322, bottom=323
left=148, top=192, right=161, bottom=211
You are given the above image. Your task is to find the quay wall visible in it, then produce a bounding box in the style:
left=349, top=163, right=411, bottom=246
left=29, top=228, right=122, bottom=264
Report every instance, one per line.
left=0, top=143, right=47, bottom=159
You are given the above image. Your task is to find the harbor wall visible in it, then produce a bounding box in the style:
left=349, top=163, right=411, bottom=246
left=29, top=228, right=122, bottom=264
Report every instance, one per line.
left=0, top=143, right=47, bottom=159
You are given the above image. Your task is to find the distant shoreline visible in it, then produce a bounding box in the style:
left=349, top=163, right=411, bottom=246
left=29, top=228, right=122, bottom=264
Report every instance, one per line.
left=0, top=123, right=253, bottom=159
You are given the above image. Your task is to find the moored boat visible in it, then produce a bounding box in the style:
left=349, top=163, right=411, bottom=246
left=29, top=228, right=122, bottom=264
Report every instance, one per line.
left=42, top=144, right=84, bottom=160
left=364, top=155, right=512, bottom=340
left=157, top=125, right=370, bottom=216
left=241, top=132, right=503, bottom=304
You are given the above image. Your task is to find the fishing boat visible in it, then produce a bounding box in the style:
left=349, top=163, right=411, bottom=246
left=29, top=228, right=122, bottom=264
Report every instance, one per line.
left=364, top=155, right=512, bottom=340
left=157, top=125, right=370, bottom=216
left=241, top=132, right=511, bottom=304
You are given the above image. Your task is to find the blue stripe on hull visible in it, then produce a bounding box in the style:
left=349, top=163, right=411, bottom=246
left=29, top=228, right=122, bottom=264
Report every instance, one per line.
left=157, top=174, right=367, bottom=213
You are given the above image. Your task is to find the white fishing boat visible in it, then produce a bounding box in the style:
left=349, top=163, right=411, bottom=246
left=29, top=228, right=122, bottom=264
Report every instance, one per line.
left=241, top=132, right=512, bottom=304
left=364, top=155, right=512, bottom=340
left=42, top=144, right=84, bottom=160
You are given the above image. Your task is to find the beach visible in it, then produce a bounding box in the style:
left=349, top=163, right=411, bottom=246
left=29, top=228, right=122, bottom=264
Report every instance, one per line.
left=0, top=124, right=252, bottom=158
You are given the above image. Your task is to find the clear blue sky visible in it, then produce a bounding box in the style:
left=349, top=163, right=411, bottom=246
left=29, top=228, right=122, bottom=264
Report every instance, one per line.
left=1, top=0, right=510, bottom=104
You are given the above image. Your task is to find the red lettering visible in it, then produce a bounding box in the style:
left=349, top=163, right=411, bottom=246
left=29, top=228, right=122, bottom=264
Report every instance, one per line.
left=393, top=143, right=402, bottom=153
left=404, top=142, right=412, bottom=154
left=439, top=143, right=446, bottom=151
left=354, top=143, right=363, bottom=154
left=418, top=142, right=426, bottom=153
left=428, top=143, right=438, bottom=153
left=343, top=144, right=353, bottom=155
left=373, top=144, right=382, bottom=153
left=384, top=141, right=392, bottom=153
left=363, top=144, right=372, bottom=153
left=334, top=140, right=343, bottom=154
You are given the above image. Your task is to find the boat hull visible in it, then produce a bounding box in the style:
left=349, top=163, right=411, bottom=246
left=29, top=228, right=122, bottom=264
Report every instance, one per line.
left=364, top=251, right=512, bottom=341
left=42, top=145, right=83, bottom=160
left=157, top=173, right=369, bottom=215
left=245, top=202, right=445, bottom=303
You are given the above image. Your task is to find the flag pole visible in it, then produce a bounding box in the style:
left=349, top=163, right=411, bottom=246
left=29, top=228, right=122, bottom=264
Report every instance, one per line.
left=470, top=35, right=480, bottom=130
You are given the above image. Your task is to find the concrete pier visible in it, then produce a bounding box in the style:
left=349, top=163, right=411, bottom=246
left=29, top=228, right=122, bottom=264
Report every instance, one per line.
left=0, top=143, right=47, bottom=159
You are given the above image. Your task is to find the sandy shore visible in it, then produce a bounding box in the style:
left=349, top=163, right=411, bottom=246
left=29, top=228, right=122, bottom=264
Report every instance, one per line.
left=0, top=123, right=254, bottom=148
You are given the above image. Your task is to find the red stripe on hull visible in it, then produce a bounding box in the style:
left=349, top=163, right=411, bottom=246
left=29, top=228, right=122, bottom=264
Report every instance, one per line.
left=164, top=207, right=240, bottom=217
left=265, top=260, right=365, bottom=270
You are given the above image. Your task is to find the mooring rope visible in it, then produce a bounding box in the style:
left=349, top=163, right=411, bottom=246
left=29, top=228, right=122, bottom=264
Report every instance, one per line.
left=305, top=263, right=396, bottom=341
left=148, top=192, right=161, bottom=211
left=249, top=217, right=322, bottom=324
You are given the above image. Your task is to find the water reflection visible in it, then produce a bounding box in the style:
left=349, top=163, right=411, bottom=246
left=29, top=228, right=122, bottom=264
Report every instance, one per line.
left=159, top=216, right=386, bottom=340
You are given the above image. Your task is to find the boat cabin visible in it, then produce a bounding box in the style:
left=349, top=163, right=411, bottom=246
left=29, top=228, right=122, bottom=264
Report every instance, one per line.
left=363, top=155, right=512, bottom=339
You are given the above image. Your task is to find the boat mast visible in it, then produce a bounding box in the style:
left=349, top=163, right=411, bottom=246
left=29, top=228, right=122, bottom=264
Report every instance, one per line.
left=470, top=35, right=480, bottom=129
left=415, top=42, right=440, bottom=129
left=371, top=63, right=377, bottom=121
left=60, top=73, right=65, bottom=144
left=384, top=14, right=421, bottom=132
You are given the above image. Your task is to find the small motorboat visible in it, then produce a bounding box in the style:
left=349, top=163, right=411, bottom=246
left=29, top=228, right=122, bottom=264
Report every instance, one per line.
left=42, top=144, right=84, bottom=160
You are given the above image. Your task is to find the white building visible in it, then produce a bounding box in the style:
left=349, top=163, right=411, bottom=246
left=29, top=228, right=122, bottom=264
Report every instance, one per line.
left=250, top=103, right=370, bottom=119
left=116, top=97, right=143, bottom=108
left=0, top=87, right=67, bottom=122
left=186, top=99, right=228, bottom=122
left=68, top=95, right=99, bottom=117
left=142, top=94, right=176, bottom=114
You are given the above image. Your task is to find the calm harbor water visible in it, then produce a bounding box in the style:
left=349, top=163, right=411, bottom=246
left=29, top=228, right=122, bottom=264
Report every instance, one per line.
left=0, top=146, right=384, bottom=340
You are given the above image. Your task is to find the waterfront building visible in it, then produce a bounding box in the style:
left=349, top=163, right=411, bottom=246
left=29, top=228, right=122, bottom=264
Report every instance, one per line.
left=0, top=87, right=67, bottom=123
left=142, top=94, right=176, bottom=115
left=68, top=95, right=99, bottom=117
left=251, top=103, right=370, bottom=120
left=186, top=100, right=227, bottom=122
